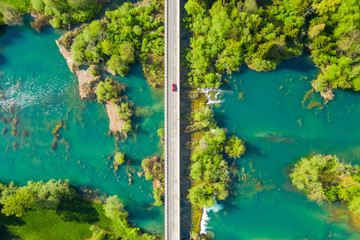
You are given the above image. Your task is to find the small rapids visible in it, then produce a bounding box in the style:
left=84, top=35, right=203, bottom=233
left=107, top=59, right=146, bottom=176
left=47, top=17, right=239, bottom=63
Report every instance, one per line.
left=0, top=76, right=67, bottom=110
left=197, top=88, right=232, bottom=105
left=200, top=202, right=224, bottom=234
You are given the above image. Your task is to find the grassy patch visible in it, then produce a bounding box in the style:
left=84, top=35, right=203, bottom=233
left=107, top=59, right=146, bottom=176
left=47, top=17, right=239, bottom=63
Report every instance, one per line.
left=1, top=197, right=112, bottom=240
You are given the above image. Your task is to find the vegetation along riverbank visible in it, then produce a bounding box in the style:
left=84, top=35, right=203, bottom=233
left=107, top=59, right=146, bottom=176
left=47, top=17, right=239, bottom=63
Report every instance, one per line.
left=0, top=0, right=108, bottom=29
left=183, top=0, right=360, bottom=238
left=0, top=179, right=159, bottom=239
left=56, top=0, right=165, bottom=136
left=291, top=154, right=360, bottom=216
left=184, top=0, right=360, bottom=100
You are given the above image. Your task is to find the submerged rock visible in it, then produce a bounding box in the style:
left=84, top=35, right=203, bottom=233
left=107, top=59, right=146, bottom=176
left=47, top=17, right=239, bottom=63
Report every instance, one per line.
left=11, top=129, right=18, bottom=137
left=22, top=130, right=29, bottom=137
left=12, top=142, right=18, bottom=151
left=50, top=140, right=57, bottom=151
left=52, top=120, right=64, bottom=138
left=11, top=118, right=19, bottom=128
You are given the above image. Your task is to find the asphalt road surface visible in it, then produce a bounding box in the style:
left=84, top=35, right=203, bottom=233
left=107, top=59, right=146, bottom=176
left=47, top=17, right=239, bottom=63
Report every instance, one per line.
left=164, top=0, right=180, bottom=238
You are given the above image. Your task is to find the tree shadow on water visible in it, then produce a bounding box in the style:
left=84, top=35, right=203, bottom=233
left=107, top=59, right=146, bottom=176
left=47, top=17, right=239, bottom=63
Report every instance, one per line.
left=56, top=196, right=99, bottom=224
left=274, top=54, right=317, bottom=73
left=244, top=142, right=267, bottom=158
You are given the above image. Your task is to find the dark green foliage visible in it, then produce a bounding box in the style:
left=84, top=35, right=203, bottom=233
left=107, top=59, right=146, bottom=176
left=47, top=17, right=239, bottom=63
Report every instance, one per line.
left=290, top=154, right=360, bottom=214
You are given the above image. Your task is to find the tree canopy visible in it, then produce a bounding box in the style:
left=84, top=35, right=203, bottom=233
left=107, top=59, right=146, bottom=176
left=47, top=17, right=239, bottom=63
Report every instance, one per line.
left=290, top=154, right=360, bottom=214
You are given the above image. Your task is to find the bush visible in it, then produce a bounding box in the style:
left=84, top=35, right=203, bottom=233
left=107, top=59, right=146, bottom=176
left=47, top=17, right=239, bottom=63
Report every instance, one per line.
left=95, top=78, right=125, bottom=102
left=225, top=136, right=246, bottom=159
left=114, top=152, right=125, bottom=165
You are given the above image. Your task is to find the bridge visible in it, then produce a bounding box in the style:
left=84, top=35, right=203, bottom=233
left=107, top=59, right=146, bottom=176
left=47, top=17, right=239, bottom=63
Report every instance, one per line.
left=164, top=0, right=180, bottom=237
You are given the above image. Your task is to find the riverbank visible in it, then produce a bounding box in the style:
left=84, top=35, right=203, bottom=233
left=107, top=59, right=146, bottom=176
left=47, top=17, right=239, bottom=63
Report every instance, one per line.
left=0, top=180, right=158, bottom=240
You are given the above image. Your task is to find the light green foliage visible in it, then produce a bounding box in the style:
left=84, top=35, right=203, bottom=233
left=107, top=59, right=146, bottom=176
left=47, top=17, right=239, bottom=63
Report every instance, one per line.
left=290, top=154, right=360, bottom=214
left=26, top=179, right=71, bottom=209
left=117, top=102, right=133, bottom=120
left=290, top=154, right=344, bottom=201
left=107, top=55, right=130, bottom=77
left=225, top=136, right=246, bottom=159
left=65, top=0, right=164, bottom=86
left=188, top=183, right=216, bottom=208
left=0, top=0, right=105, bottom=27
left=141, top=156, right=164, bottom=205
left=185, top=0, right=305, bottom=88
left=121, top=120, right=132, bottom=135
left=95, top=78, right=125, bottom=103
left=307, top=0, right=360, bottom=92
left=103, top=195, right=127, bottom=220
left=157, top=128, right=164, bottom=138
left=188, top=128, right=237, bottom=208
left=0, top=179, right=71, bottom=217
left=189, top=103, right=216, bottom=131
left=1, top=189, right=34, bottom=217
left=103, top=195, right=157, bottom=239
left=145, top=171, right=154, bottom=181
left=119, top=42, right=135, bottom=64
left=114, top=151, right=125, bottom=165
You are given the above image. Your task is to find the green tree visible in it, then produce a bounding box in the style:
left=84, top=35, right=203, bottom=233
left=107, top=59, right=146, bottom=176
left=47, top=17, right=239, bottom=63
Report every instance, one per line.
left=1, top=189, right=34, bottom=217
left=96, top=78, right=125, bottom=102
left=114, top=152, right=125, bottom=165
left=117, top=102, right=133, bottom=120
left=225, top=136, right=246, bottom=159
left=119, top=42, right=135, bottom=64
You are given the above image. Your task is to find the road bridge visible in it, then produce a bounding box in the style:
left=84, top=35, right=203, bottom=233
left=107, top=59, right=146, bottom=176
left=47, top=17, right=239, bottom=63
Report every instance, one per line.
left=164, top=0, right=180, bottom=238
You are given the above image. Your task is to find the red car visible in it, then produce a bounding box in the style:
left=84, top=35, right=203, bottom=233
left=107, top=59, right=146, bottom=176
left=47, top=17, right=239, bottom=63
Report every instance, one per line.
left=172, top=84, right=176, bottom=91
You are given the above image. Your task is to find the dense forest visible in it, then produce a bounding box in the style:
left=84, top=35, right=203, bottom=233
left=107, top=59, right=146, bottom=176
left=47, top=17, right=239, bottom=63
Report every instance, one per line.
left=59, top=0, right=164, bottom=87
left=0, top=0, right=107, bottom=29
left=184, top=0, right=360, bottom=97
left=291, top=154, right=360, bottom=214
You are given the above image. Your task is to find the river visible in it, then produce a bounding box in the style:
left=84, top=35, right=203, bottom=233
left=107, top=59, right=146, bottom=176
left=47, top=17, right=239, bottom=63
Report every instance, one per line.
left=203, top=55, right=360, bottom=239
left=0, top=19, right=164, bottom=234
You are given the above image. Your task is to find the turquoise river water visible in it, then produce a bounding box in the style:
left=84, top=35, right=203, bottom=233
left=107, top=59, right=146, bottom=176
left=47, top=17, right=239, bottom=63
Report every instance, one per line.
left=0, top=20, right=164, bottom=234
left=2, top=17, right=360, bottom=240
left=205, top=55, right=360, bottom=239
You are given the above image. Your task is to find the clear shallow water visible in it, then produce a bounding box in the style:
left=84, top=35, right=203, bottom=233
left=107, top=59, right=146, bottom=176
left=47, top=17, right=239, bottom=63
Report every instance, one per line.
left=208, top=55, right=360, bottom=239
left=0, top=21, right=164, bottom=234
